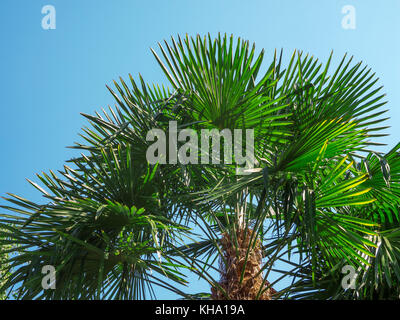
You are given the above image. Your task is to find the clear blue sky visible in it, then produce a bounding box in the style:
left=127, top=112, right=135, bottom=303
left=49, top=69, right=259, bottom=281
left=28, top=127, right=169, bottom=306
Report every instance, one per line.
left=0, top=0, right=399, bottom=299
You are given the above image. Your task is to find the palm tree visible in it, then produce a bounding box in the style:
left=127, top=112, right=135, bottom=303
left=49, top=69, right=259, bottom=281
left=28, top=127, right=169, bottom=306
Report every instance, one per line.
left=1, top=33, right=400, bottom=300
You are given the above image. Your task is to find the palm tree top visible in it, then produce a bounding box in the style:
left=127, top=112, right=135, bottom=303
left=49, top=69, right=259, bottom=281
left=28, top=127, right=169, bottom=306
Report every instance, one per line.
left=1, top=34, right=399, bottom=300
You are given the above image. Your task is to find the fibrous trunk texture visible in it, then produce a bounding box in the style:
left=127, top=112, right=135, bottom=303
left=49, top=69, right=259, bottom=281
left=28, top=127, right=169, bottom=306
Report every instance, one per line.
left=211, top=228, right=276, bottom=300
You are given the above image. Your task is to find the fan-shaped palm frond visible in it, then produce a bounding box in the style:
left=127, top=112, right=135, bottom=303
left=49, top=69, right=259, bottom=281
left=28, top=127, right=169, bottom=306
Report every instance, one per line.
left=0, top=144, right=192, bottom=299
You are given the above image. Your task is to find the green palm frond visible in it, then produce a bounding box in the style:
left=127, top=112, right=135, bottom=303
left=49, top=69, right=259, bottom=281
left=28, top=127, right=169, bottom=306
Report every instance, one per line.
left=0, top=144, right=192, bottom=299
left=152, top=34, right=292, bottom=140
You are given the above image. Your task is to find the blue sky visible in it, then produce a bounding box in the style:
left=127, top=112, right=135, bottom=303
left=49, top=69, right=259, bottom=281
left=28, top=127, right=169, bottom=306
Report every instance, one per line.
left=0, top=0, right=399, bottom=299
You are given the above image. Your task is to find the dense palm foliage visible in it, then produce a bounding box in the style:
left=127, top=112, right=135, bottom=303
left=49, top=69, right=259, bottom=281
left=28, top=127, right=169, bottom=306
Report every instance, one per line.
left=1, top=34, right=400, bottom=300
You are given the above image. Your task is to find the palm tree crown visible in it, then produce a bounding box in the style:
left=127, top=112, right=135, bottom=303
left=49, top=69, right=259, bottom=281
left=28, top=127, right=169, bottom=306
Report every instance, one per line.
left=1, top=34, right=399, bottom=300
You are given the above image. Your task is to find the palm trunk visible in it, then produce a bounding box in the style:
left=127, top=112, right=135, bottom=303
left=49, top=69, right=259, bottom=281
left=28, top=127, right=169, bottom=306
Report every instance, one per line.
left=211, top=227, right=276, bottom=300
